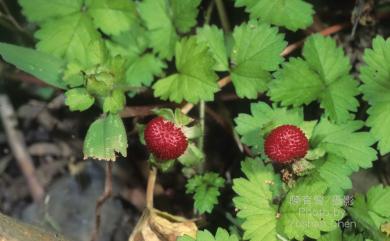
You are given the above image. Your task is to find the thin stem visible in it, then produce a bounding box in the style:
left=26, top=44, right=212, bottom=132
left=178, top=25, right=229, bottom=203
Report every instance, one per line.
left=146, top=166, right=157, bottom=209
left=197, top=101, right=206, bottom=173
left=90, top=161, right=113, bottom=241
left=276, top=233, right=289, bottom=241
left=204, top=0, right=215, bottom=25
left=0, top=0, right=25, bottom=32
left=214, top=0, right=231, bottom=32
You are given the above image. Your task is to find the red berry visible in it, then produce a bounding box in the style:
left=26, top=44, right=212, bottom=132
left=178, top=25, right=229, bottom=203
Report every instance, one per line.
left=264, top=125, right=309, bottom=164
left=144, top=117, right=188, bottom=161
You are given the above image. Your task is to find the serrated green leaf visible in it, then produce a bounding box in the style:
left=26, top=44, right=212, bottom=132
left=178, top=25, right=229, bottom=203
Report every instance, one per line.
left=366, top=185, right=390, bottom=218
left=103, top=90, right=126, bottom=113
left=234, top=0, right=314, bottom=31
left=186, top=172, right=225, bottom=214
left=269, top=34, right=359, bottom=123
left=231, top=21, right=286, bottom=98
left=83, top=114, right=127, bottom=161
left=178, top=228, right=239, bottom=241
left=269, top=57, right=323, bottom=106
left=234, top=102, right=303, bottom=154
left=65, top=88, right=95, bottom=111
left=313, top=154, right=354, bottom=195
left=171, top=0, right=201, bottom=33
left=0, top=42, right=66, bottom=89
left=311, top=118, right=377, bottom=171
left=197, top=25, right=228, bottom=71
left=318, top=229, right=342, bottom=241
left=126, top=54, right=165, bottom=87
left=138, top=0, right=178, bottom=59
left=107, top=24, right=149, bottom=56
left=86, top=0, right=136, bottom=36
left=18, top=0, right=82, bottom=22
left=279, top=179, right=345, bottom=240
left=360, top=36, right=390, bottom=155
left=35, top=13, right=100, bottom=64
left=153, top=37, right=219, bottom=103
left=232, top=158, right=280, bottom=241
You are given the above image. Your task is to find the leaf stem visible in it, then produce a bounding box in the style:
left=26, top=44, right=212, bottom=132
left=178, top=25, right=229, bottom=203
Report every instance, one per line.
left=197, top=100, right=206, bottom=173
left=146, top=166, right=157, bottom=209
left=276, top=233, right=289, bottom=241
left=214, top=0, right=231, bottom=32
left=90, top=161, right=113, bottom=241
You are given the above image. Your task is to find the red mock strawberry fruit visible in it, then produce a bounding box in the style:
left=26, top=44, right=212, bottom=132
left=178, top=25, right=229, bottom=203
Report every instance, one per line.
left=144, top=117, right=188, bottom=161
left=264, top=125, right=309, bottom=164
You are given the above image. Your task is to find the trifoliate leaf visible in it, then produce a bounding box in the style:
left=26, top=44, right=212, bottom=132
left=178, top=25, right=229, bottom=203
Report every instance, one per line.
left=103, top=90, right=126, bottom=113
left=232, top=158, right=281, bottom=241
left=65, top=88, right=95, bottom=111
left=178, top=228, right=239, bottom=241
left=269, top=57, right=323, bottom=106
left=234, top=102, right=303, bottom=154
left=318, top=228, right=342, bottom=241
left=269, top=34, right=359, bottom=123
left=186, top=172, right=225, bottom=214
left=197, top=25, right=229, bottom=71
left=231, top=21, right=286, bottom=98
left=153, top=37, right=219, bottom=103
left=138, top=0, right=178, bottom=59
left=126, top=54, right=165, bottom=87
left=279, top=179, right=345, bottom=240
left=86, top=0, right=136, bottom=36
left=360, top=36, right=390, bottom=155
left=83, top=114, right=127, bottom=161
left=171, top=0, right=201, bottom=33
left=347, top=188, right=390, bottom=241
left=35, top=13, right=100, bottom=64
left=234, top=0, right=314, bottom=31
left=0, top=42, right=66, bottom=89
left=313, top=154, right=354, bottom=195
left=311, top=118, right=377, bottom=171
left=18, top=0, right=82, bottom=22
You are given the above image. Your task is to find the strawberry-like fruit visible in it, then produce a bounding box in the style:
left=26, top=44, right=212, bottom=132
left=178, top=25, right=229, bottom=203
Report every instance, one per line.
left=264, top=125, right=308, bottom=164
left=144, top=117, right=188, bottom=161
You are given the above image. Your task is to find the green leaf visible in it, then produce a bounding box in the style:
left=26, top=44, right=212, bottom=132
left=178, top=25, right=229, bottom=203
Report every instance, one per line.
left=18, top=0, right=82, bottom=22
left=83, top=114, right=127, bottom=161
left=0, top=42, right=66, bottom=89
left=178, top=143, right=204, bottom=167
left=234, top=102, right=303, bottom=154
left=232, top=158, right=280, bottom=241
left=318, top=228, right=342, bottom=241
left=269, top=34, right=359, bottom=123
left=103, top=90, right=126, bottom=113
left=231, top=21, right=286, bottom=98
left=171, top=0, right=201, bottom=33
left=366, top=185, right=390, bottom=218
left=279, top=179, right=345, bottom=240
left=178, top=228, right=239, bottom=241
left=126, top=54, right=165, bottom=87
left=269, top=57, right=323, bottom=106
left=313, top=154, right=354, bottom=195
left=360, top=36, right=390, bottom=155
left=197, top=25, right=229, bottom=71
left=303, top=34, right=359, bottom=123
left=186, top=172, right=225, bottom=214
left=153, top=37, right=219, bottom=103
left=138, top=0, right=178, bottom=59
left=65, top=88, right=95, bottom=111
left=311, top=118, right=377, bottom=171
left=35, top=13, right=100, bottom=64
left=234, top=0, right=314, bottom=31
left=86, top=0, right=136, bottom=36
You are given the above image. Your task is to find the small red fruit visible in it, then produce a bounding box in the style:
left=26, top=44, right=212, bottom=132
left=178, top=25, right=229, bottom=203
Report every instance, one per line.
left=144, top=117, right=188, bottom=161
left=264, top=125, right=309, bottom=164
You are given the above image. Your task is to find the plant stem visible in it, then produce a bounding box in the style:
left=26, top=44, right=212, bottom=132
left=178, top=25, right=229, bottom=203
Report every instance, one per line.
left=146, top=166, right=157, bottom=209
left=90, top=161, right=113, bottom=241
left=0, top=0, right=25, bottom=32
left=214, top=0, right=231, bottom=32
left=204, top=0, right=215, bottom=25
left=197, top=101, right=206, bottom=173
left=276, top=233, right=289, bottom=241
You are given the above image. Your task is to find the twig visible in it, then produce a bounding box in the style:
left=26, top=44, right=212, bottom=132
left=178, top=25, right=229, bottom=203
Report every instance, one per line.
left=90, top=161, right=113, bottom=241
left=214, top=0, right=231, bottom=32
left=204, top=0, right=215, bottom=25
left=0, top=0, right=25, bottom=32
left=146, top=166, right=157, bottom=209
left=0, top=94, right=44, bottom=203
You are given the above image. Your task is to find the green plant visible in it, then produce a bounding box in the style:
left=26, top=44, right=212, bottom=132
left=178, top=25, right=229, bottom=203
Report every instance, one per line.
left=0, top=0, right=389, bottom=240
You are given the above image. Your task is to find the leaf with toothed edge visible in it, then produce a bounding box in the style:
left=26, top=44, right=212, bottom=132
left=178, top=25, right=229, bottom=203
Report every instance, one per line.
left=83, top=114, right=127, bottom=161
